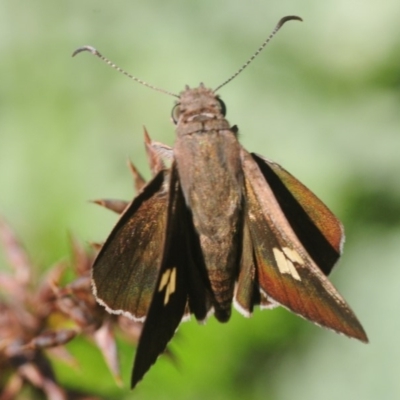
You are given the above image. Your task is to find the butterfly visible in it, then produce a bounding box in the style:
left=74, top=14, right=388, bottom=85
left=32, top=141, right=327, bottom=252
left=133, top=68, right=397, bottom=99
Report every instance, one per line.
left=74, top=15, right=368, bottom=388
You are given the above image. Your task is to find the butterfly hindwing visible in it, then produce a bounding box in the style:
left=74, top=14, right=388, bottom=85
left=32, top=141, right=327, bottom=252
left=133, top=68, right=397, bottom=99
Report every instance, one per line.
left=251, top=153, right=343, bottom=276
left=241, top=149, right=368, bottom=342
left=92, top=170, right=169, bottom=321
left=235, top=217, right=278, bottom=316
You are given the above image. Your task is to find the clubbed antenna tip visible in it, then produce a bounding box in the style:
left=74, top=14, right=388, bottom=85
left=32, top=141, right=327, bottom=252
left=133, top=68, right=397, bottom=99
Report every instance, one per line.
left=72, top=45, right=99, bottom=58
left=214, top=15, right=303, bottom=92
left=72, top=45, right=179, bottom=98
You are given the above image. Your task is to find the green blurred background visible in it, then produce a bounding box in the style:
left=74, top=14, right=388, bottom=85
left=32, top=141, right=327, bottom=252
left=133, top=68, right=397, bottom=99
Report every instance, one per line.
left=1, top=0, right=400, bottom=398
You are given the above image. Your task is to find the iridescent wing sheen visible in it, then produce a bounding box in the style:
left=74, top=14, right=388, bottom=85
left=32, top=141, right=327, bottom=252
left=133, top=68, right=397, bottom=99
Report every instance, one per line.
left=92, top=170, right=169, bottom=321
left=240, top=149, right=367, bottom=342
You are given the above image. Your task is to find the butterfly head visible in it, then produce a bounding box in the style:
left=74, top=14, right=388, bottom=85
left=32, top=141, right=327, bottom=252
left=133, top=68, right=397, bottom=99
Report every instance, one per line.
left=171, top=83, right=227, bottom=125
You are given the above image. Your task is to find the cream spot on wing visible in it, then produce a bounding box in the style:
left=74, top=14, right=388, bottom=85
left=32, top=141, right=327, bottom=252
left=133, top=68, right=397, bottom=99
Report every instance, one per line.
left=158, top=267, right=177, bottom=305
left=158, top=268, right=172, bottom=291
left=273, top=248, right=301, bottom=281
left=169, top=267, right=176, bottom=293
left=273, top=248, right=287, bottom=273
left=285, top=259, right=301, bottom=281
left=282, top=247, right=304, bottom=265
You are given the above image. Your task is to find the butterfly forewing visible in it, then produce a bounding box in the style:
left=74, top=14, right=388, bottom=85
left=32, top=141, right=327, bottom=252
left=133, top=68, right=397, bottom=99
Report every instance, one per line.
left=241, top=149, right=368, bottom=342
left=92, top=170, right=169, bottom=321
left=132, top=162, right=198, bottom=388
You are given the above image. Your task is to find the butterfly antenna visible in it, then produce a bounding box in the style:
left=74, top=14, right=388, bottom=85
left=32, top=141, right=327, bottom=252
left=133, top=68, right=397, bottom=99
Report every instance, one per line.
left=214, top=15, right=302, bottom=93
left=72, top=46, right=179, bottom=98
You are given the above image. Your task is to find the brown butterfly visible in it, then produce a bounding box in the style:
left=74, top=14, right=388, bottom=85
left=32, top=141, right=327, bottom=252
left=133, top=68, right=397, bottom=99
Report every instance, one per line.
left=74, top=15, right=368, bottom=388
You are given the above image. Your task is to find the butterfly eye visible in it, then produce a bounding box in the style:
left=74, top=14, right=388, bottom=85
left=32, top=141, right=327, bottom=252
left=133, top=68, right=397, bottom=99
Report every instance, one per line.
left=217, top=98, right=226, bottom=116
left=171, top=104, right=181, bottom=124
